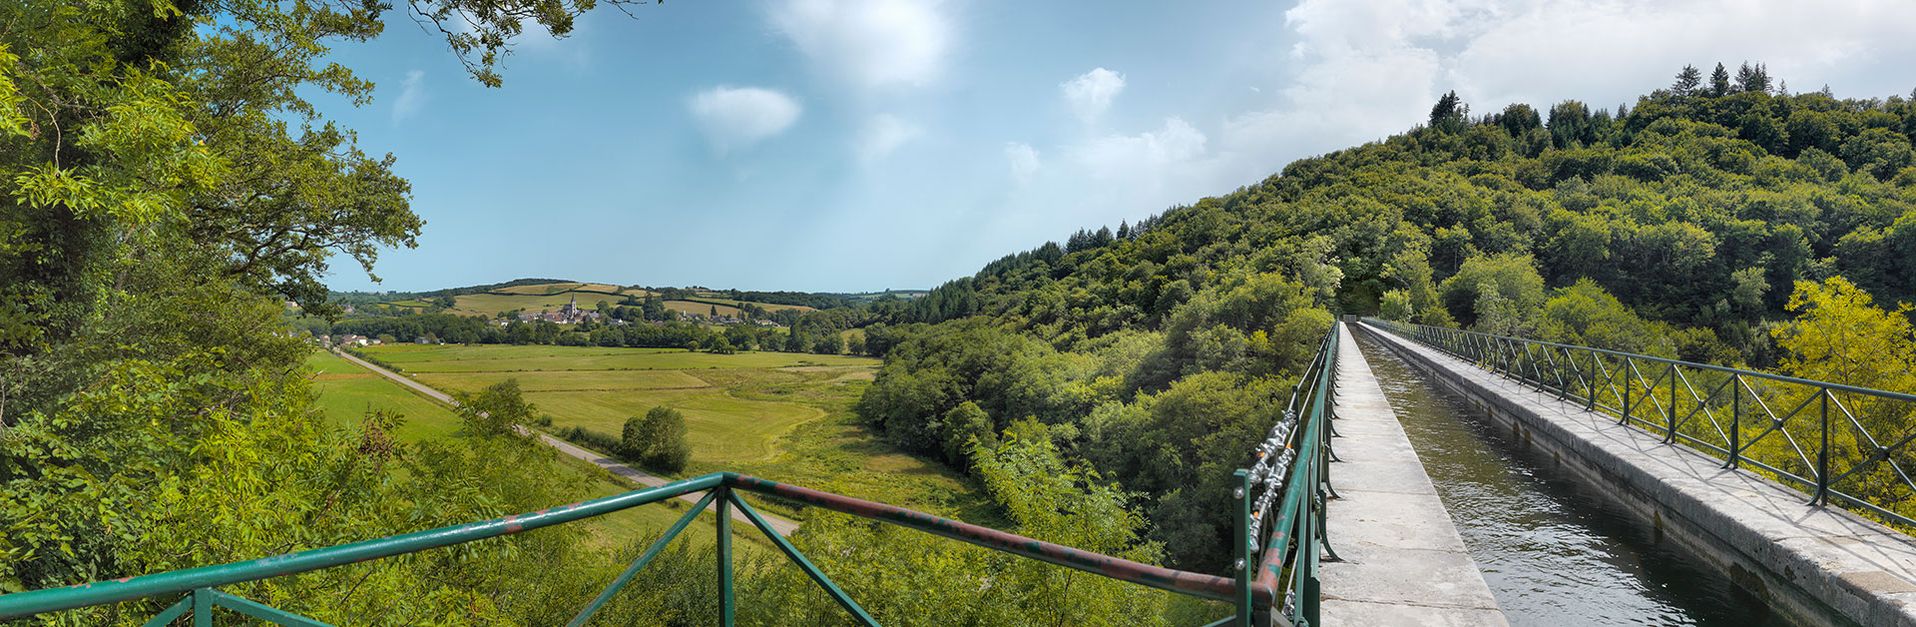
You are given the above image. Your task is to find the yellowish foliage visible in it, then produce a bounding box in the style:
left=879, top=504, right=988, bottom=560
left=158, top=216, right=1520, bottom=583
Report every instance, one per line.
left=1773, top=277, right=1916, bottom=393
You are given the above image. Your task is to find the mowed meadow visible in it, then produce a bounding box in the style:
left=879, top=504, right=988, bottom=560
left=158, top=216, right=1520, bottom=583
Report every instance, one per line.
left=305, top=351, right=748, bottom=554
left=352, top=344, right=996, bottom=522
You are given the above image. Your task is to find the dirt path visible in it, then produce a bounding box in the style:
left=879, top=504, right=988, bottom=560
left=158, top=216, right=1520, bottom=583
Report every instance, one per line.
left=331, top=349, right=799, bottom=536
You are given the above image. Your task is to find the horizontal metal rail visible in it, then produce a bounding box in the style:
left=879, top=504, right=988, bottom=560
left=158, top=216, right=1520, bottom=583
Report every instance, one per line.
left=0, top=470, right=1260, bottom=625
left=1234, top=321, right=1341, bottom=626
left=1363, top=318, right=1916, bottom=530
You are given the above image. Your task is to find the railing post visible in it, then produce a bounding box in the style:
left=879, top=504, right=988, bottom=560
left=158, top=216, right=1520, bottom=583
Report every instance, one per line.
left=1585, top=352, right=1598, bottom=411
left=717, top=484, right=735, bottom=626
left=1727, top=374, right=1741, bottom=469
left=1622, top=361, right=1632, bottom=425
left=1666, top=363, right=1678, bottom=444
left=1232, top=469, right=1254, bottom=627
left=193, top=588, right=210, bottom=627
left=1816, top=390, right=1830, bottom=507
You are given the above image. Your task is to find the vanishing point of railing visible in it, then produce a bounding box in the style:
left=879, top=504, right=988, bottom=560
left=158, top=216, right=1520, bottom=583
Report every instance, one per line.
left=1364, top=318, right=1916, bottom=529
left=0, top=324, right=1345, bottom=626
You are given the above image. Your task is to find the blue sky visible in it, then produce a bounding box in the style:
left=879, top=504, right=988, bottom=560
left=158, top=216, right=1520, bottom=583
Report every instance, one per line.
left=320, top=0, right=1916, bottom=293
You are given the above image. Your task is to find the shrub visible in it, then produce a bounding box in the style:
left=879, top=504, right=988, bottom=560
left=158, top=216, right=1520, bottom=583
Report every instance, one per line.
left=622, top=406, right=691, bottom=473
left=559, top=425, right=622, bottom=454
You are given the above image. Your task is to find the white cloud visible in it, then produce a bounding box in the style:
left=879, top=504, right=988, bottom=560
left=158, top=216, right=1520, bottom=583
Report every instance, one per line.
left=1217, top=0, right=1916, bottom=176
left=1074, top=117, right=1208, bottom=182
left=1061, top=68, right=1126, bottom=124
left=769, top=0, right=952, bottom=90
left=1444, top=1, right=1916, bottom=108
left=1005, top=142, right=1040, bottom=184
left=687, top=86, right=802, bottom=153
left=392, top=70, right=427, bottom=123
left=856, top=114, right=923, bottom=162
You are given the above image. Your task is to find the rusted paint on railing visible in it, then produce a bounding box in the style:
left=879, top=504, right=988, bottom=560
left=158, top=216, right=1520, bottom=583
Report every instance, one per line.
left=726, top=474, right=1254, bottom=604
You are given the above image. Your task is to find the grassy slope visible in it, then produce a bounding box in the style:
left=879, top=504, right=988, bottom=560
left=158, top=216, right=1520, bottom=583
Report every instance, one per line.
left=685, top=294, right=816, bottom=313
left=663, top=299, right=741, bottom=318
left=356, top=344, right=997, bottom=524
left=304, top=351, right=762, bottom=553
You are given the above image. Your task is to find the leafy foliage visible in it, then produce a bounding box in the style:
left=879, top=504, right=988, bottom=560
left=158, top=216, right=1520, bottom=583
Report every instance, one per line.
left=622, top=405, right=691, bottom=473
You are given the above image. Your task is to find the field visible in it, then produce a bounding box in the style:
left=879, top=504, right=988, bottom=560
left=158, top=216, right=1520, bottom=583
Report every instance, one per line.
left=356, top=343, right=996, bottom=522
left=492, top=281, right=634, bottom=296
left=448, top=291, right=625, bottom=317
left=304, top=350, right=755, bottom=553
left=309, top=352, right=463, bottom=441
left=683, top=294, right=815, bottom=313
left=391, top=280, right=818, bottom=319
left=664, top=299, right=742, bottom=318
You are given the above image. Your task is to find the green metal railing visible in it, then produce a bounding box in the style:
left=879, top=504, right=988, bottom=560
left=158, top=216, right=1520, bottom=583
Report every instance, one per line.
left=1231, top=321, right=1340, bottom=627
left=1364, top=318, right=1916, bottom=529
left=0, top=473, right=1244, bottom=625
left=0, top=327, right=1345, bottom=626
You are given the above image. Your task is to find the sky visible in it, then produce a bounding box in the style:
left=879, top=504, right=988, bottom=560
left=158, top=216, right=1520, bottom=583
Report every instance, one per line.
left=318, top=0, right=1916, bottom=294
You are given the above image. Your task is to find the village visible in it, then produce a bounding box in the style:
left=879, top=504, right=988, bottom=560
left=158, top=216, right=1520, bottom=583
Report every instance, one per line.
left=508, top=295, right=779, bottom=327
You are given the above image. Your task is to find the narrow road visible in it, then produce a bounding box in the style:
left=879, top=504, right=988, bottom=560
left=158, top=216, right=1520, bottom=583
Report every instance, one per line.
left=331, top=349, right=799, bottom=536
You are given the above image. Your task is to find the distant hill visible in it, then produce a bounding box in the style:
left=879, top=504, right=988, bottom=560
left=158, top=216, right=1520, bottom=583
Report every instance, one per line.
left=332, top=278, right=919, bottom=318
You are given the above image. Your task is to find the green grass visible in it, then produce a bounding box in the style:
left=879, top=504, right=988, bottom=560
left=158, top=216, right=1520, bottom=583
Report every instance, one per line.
left=356, top=343, right=997, bottom=523
left=366, top=344, right=873, bottom=373
left=683, top=295, right=815, bottom=313
left=308, top=352, right=463, bottom=441
left=449, top=291, right=609, bottom=317
left=664, top=299, right=741, bottom=318
left=305, top=351, right=772, bottom=554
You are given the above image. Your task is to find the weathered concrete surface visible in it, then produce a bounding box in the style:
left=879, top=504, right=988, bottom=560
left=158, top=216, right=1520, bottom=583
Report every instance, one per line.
left=1360, top=323, right=1916, bottom=627
left=1321, top=325, right=1508, bottom=626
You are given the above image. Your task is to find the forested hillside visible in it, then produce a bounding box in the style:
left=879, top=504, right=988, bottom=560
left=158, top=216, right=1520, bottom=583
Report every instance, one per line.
left=856, top=63, right=1916, bottom=571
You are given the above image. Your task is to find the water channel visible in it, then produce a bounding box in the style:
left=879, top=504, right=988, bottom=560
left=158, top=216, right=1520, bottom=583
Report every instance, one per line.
left=1353, top=335, right=1793, bottom=626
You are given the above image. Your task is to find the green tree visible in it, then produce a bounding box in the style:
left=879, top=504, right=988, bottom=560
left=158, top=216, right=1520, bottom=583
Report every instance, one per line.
left=1537, top=280, right=1676, bottom=356
left=1772, top=277, right=1916, bottom=391
left=1429, top=90, right=1469, bottom=133
left=622, top=406, right=691, bottom=473
left=1710, top=62, right=1733, bottom=96
left=1735, top=62, right=1772, bottom=93
left=457, top=379, right=537, bottom=437
left=1379, top=289, right=1414, bottom=321
left=1672, top=64, right=1703, bottom=97
left=972, top=424, right=1168, bottom=624
left=1438, top=253, right=1546, bottom=333
left=1496, top=103, right=1543, bottom=137
left=939, top=401, right=997, bottom=467
left=1548, top=100, right=1594, bottom=148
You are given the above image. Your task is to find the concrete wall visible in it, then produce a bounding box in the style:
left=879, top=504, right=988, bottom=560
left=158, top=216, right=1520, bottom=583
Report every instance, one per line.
left=1359, top=323, right=1916, bottom=627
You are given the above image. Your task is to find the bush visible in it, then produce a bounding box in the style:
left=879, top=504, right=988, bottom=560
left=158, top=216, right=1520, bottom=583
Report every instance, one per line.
left=622, top=406, right=691, bottom=473
left=561, top=426, right=622, bottom=454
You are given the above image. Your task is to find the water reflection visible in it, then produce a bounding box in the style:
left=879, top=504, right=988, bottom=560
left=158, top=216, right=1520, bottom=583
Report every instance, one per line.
left=1354, top=336, right=1791, bottom=627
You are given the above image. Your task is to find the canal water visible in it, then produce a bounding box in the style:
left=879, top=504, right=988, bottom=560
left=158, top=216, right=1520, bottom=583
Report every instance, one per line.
left=1353, top=336, right=1793, bottom=626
